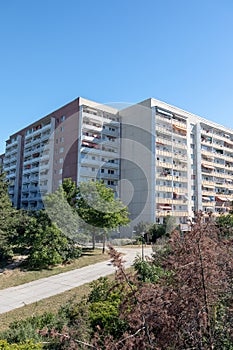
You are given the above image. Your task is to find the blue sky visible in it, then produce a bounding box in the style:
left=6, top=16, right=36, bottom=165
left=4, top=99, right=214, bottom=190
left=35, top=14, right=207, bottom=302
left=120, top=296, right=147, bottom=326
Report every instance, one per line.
left=0, top=0, right=233, bottom=153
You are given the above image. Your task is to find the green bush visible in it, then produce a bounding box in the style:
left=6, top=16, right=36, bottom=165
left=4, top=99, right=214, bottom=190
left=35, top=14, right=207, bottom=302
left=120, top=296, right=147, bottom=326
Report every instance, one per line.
left=133, top=255, right=165, bottom=283
left=0, top=340, right=42, bottom=349
left=88, top=277, right=112, bottom=303
left=0, top=313, right=60, bottom=344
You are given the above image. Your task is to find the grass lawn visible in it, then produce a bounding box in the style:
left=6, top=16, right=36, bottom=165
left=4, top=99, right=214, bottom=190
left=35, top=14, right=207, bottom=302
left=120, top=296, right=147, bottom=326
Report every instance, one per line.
left=0, top=248, right=109, bottom=290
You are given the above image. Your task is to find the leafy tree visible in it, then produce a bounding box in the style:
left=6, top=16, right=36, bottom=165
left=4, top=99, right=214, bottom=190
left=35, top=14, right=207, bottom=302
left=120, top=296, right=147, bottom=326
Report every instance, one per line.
left=0, top=172, right=18, bottom=261
left=76, top=180, right=130, bottom=253
left=163, top=215, right=177, bottom=235
left=43, top=186, right=81, bottom=242
left=21, top=211, right=81, bottom=269
left=62, top=177, right=79, bottom=207
left=133, top=221, right=150, bottom=235
left=147, top=223, right=166, bottom=243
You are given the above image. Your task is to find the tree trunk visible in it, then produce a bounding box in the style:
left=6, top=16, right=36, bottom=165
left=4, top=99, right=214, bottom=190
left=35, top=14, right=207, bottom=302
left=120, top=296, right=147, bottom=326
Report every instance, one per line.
left=102, top=233, right=106, bottom=254
left=92, top=232, right=96, bottom=250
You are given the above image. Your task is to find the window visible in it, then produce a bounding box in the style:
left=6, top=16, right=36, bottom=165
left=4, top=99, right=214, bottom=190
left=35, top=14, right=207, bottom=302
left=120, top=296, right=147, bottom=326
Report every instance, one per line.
left=59, top=168, right=63, bottom=175
left=92, top=168, right=95, bottom=172
left=60, top=137, right=64, bottom=143
left=59, top=158, right=63, bottom=164
left=108, top=180, right=115, bottom=185
left=60, top=126, right=64, bottom=132
left=101, top=169, right=104, bottom=173
left=61, top=116, right=66, bottom=122
left=92, top=156, right=96, bottom=160
left=59, top=147, right=64, bottom=153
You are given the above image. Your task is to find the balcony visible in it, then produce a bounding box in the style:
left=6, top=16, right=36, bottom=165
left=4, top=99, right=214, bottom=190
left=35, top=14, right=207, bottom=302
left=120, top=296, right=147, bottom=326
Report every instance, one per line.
left=102, top=139, right=119, bottom=149
left=156, top=125, right=173, bottom=136
left=156, top=114, right=172, bottom=124
left=39, top=163, right=50, bottom=172
left=81, top=146, right=119, bottom=158
left=6, top=139, right=19, bottom=149
left=173, top=163, right=187, bottom=171
left=156, top=185, right=173, bottom=192
left=156, top=210, right=189, bottom=217
left=172, top=211, right=189, bottom=217
left=42, top=131, right=51, bottom=140
left=9, top=147, right=18, bottom=156
left=202, top=190, right=216, bottom=196
left=82, top=121, right=102, bottom=132
left=156, top=149, right=173, bottom=157
left=212, top=132, right=233, bottom=144
left=156, top=198, right=173, bottom=204
left=39, top=184, right=48, bottom=192
left=156, top=173, right=188, bottom=183
left=31, top=137, right=41, bottom=146
left=100, top=172, right=119, bottom=180
left=82, top=111, right=104, bottom=123
left=156, top=161, right=173, bottom=169
left=102, top=127, right=119, bottom=137
left=7, top=172, right=16, bottom=179
left=156, top=137, right=172, bottom=146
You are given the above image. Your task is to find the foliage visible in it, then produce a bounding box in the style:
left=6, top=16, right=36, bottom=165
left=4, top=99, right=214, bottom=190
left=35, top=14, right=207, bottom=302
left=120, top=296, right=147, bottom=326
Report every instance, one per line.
left=133, top=256, right=167, bottom=283
left=92, top=214, right=233, bottom=349
left=88, top=277, right=113, bottom=303
left=43, top=186, right=80, bottom=242
left=62, top=178, right=79, bottom=208
left=76, top=180, right=130, bottom=230
left=0, top=313, right=58, bottom=344
left=216, top=214, right=233, bottom=238
left=133, top=221, right=150, bottom=236
left=147, top=223, right=167, bottom=243
left=0, top=340, right=42, bottom=349
left=3, top=213, right=233, bottom=349
left=133, top=217, right=176, bottom=244
left=0, top=173, right=18, bottom=261
left=76, top=180, right=130, bottom=252
left=20, top=211, right=81, bottom=269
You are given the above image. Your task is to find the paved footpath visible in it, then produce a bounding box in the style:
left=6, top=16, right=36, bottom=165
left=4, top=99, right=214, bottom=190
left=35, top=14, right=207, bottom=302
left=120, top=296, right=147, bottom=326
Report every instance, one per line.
left=0, top=247, right=152, bottom=314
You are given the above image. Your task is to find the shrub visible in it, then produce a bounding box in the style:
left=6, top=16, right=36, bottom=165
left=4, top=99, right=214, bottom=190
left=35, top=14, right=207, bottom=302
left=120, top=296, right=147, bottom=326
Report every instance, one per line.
left=0, top=340, right=42, bottom=349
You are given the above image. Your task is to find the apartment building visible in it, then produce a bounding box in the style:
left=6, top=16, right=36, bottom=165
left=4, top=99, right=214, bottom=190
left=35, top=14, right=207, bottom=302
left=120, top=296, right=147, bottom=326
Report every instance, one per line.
left=3, top=97, right=120, bottom=211
left=126, top=98, right=233, bottom=230
left=2, top=97, right=233, bottom=232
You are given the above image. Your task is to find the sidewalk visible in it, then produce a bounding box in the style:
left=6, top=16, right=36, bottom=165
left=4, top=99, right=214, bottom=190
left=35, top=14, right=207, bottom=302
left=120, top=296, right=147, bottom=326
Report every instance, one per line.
left=0, top=247, right=152, bottom=314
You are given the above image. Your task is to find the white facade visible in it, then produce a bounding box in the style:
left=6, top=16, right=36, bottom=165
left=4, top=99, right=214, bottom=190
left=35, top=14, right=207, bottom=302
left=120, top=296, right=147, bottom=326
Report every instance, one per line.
left=2, top=97, right=233, bottom=230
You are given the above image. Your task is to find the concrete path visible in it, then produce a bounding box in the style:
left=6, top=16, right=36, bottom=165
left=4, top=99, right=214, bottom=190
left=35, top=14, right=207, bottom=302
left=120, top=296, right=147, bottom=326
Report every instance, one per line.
left=0, top=247, right=152, bottom=314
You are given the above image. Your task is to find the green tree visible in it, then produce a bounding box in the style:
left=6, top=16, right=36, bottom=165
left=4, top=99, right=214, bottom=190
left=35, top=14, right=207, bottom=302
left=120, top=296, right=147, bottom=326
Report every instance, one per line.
left=216, top=214, right=233, bottom=238
left=0, top=172, right=18, bottom=261
left=22, top=211, right=81, bottom=269
left=43, top=186, right=85, bottom=243
left=76, top=180, right=130, bottom=253
left=62, top=177, right=79, bottom=207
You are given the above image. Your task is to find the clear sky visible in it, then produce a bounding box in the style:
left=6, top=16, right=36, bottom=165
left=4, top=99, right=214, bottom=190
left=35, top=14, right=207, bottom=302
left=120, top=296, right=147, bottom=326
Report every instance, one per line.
left=0, top=0, right=233, bottom=153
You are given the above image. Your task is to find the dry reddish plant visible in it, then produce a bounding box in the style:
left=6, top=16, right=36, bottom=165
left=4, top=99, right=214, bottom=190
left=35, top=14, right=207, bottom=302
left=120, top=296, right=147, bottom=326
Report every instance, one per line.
left=97, top=212, right=233, bottom=350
